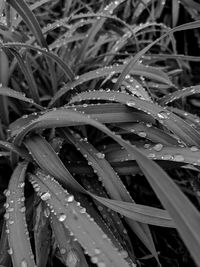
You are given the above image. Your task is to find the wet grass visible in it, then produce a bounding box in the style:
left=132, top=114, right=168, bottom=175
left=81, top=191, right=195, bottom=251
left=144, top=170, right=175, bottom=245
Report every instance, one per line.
left=0, top=0, right=200, bottom=266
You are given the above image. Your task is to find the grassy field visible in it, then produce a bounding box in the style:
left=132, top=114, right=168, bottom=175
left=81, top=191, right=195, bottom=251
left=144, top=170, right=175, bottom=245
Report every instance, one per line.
left=0, top=0, right=200, bottom=266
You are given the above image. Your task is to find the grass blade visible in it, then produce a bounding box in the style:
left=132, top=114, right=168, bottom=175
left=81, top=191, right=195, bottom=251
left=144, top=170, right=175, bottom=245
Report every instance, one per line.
left=117, top=122, right=179, bottom=145
left=159, top=85, right=200, bottom=105
left=70, top=90, right=200, bottom=146
left=51, top=214, right=89, bottom=267
left=1, top=42, right=74, bottom=81
left=114, top=20, right=200, bottom=90
left=33, top=201, right=51, bottom=267
left=0, top=85, right=43, bottom=110
left=4, top=161, right=36, bottom=267
left=126, top=146, right=200, bottom=267
left=24, top=133, right=158, bottom=262
left=29, top=170, right=133, bottom=267
left=7, top=0, right=47, bottom=47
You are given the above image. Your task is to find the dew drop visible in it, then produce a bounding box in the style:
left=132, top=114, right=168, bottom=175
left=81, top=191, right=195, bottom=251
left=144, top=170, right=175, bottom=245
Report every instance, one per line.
left=4, top=213, right=9, bottom=220
left=98, top=262, right=106, bottom=267
left=144, top=143, right=151, bottom=149
left=58, top=213, right=67, bottom=222
left=21, top=260, right=28, bottom=267
left=96, top=152, right=105, bottom=159
left=44, top=208, right=50, bottom=218
left=18, top=182, right=25, bottom=188
left=60, top=248, right=66, bottom=254
left=157, top=111, right=169, bottom=119
left=126, top=101, right=135, bottom=107
left=20, top=207, right=26, bottom=213
left=80, top=208, right=86, bottom=213
left=162, top=154, right=173, bottom=160
left=7, top=248, right=13, bottom=255
left=153, top=143, right=163, bottom=151
left=4, top=190, right=10, bottom=197
left=41, top=192, right=51, bottom=201
left=4, top=202, right=9, bottom=208
left=138, top=131, right=147, bottom=138
left=148, top=153, right=156, bottom=158
left=66, top=195, right=74, bottom=202
left=190, top=146, right=199, bottom=152
left=174, top=155, right=184, bottom=162
left=94, top=248, right=101, bottom=254
left=91, top=256, right=98, bottom=263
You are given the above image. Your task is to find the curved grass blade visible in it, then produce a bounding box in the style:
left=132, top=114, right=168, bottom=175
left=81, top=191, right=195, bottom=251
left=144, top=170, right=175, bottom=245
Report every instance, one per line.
left=63, top=129, right=132, bottom=202
left=69, top=90, right=200, bottom=146
left=33, top=201, right=51, bottom=267
left=81, top=178, right=135, bottom=260
left=4, top=47, right=40, bottom=104
left=59, top=157, right=181, bottom=176
left=9, top=103, right=154, bottom=138
left=6, top=0, right=58, bottom=94
left=51, top=214, right=89, bottom=267
left=49, top=62, right=171, bottom=107
left=4, top=161, right=36, bottom=267
left=1, top=42, right=74, bottom=82
left=159, top=85, right=200, bottom=105
left=29, top=171, right=133, bottom=267
left=172, top=0, right=180, bottom=27
left=169, top=107, right=200, bottom=129
left=7, top=0, right=47, bottom=47
left=13, top=0, right=53, bottom=29
left=127, top=145, right=200, bottom=267
left=0, top=221, right=12, bottom=267
left=114, top=20, right=200, bottom=90
left=0, top=85, right=43, bottom=110
left=129, top=63, right=172, bottom=86
left=105, top=143, right=200, bottom=167
left=62, top=130, right=136, bottom=260
left=75, top=0, right=126, bottom=64
left=73, top=191, right=127, bottom=255
left=0, top=140, right=31, bottom=161
left=117, top=122, right=179, bottom=145
left=0, top=49, right=9, bottom=126
left=0, top=49, right=9, bottom=86
left=94, top=197, right=174, bottom=228
left=25, top=133, right=158, bottom=262
left=24, top=134, right=173, bottom=225
left=24, top=134, right=84, bottom=192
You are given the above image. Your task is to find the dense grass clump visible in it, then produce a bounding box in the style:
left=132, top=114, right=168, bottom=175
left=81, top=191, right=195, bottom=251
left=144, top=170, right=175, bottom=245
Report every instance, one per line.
left=0, top=0, right=200, bottom=266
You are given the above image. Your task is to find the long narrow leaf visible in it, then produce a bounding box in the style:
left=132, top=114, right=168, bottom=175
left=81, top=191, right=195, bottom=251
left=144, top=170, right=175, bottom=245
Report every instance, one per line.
left=29, top=170, right=133, bottom=267
left=4, top=161, right=36, bottom=267
left=114, top=20, right=200, bottom=90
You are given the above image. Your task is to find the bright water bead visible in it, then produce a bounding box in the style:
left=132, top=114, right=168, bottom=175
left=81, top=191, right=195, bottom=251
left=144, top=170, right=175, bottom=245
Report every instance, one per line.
left=96, top=152, right=105, bottom=159
left=153, top=143, right=163, bottom=151
left=21, top=260, right=28, bottom=267
left=40, top=191, right=51, bottom=201
left=157, top=111, right=170, bottom=119
left=58, top=213, right=67, bottom=222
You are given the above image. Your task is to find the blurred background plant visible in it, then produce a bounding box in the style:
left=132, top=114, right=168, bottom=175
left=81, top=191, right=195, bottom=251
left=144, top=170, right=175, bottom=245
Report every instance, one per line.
left=0, top=0, right=200, bottom=266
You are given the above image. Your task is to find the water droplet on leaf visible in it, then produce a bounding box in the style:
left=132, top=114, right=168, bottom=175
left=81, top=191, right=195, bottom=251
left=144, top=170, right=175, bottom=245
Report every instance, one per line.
left=58, top=213, right=67, bottom=222
left=96, top=152, right=105, bottom=159
left=41, top=192, right=51, bottom=201
left=66, top=195, right=74, bottom=202
left=174, top=155, right=184, bottom=162
left=157, top=111, right=169, bottom=119
left=153, top=143, right=163, bottom=151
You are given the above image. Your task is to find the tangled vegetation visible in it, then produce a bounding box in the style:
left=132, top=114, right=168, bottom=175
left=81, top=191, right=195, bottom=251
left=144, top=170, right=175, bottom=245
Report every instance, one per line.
left=0, top=0, right=200, bottom=266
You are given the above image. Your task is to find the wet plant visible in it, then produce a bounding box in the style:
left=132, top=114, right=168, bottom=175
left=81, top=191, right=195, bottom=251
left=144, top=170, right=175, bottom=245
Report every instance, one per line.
left=0, top=0, right=200, bottom=266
